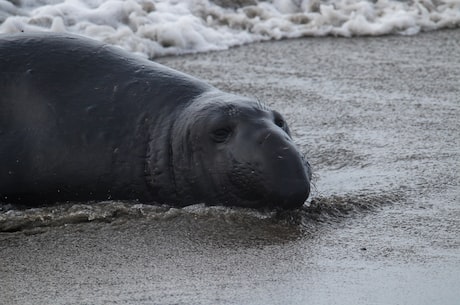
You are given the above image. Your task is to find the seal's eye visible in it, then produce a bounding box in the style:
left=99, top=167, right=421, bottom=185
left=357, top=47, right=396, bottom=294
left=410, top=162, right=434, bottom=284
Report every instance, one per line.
left=274, top=117, right=285, bottom=128
left=211, top=127, right=232, bottom=143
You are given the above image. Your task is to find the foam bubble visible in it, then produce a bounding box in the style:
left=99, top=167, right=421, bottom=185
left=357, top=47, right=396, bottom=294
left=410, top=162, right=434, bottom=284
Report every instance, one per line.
left=0, top=1, right=459, bottom=57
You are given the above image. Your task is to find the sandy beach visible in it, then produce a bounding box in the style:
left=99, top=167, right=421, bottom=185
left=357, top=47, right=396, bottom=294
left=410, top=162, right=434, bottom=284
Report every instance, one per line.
left=1, top=29, right=459, bottom=305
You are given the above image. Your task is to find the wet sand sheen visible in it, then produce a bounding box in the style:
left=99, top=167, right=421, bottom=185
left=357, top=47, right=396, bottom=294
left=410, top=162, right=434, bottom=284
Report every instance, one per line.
left=1, top=30, right=460, bottom=304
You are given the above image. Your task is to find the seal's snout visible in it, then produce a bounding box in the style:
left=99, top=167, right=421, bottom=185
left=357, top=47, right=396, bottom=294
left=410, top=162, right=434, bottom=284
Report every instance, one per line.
left=258, top=129, right=311, bottom=209
left=277, top=178, right=310, bottom=209
left=269, top=159, right=311, bottom=209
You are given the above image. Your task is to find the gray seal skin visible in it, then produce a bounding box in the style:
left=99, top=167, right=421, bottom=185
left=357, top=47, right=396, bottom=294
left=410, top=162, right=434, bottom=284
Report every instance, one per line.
left=0, top=33, right=311, bottom=209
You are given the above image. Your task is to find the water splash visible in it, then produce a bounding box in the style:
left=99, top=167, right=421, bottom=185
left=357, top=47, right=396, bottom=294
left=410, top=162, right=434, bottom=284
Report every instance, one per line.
left=1, top=0, right=458, bottom=58
left=0, top=192, right=402, bottom=232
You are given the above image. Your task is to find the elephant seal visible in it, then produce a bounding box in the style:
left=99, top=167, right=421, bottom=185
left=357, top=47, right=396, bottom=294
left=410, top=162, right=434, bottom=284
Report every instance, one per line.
left=0, top=33, right=311, bottom=209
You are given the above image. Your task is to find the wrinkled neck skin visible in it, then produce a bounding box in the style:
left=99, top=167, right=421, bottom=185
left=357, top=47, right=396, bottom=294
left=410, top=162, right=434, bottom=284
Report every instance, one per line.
left=157, top=90, right=312, bottom=209
left=167, top=90, right=228, bottom=205
left=143, top=106, right=183, bottom=205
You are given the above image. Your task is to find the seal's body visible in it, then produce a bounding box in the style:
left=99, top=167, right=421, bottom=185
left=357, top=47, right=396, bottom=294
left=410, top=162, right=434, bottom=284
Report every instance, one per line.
left=0, top=33, right=311, bottom=209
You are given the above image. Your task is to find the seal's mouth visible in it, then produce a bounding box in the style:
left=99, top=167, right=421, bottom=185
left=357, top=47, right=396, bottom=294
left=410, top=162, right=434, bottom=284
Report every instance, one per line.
left=217, top=191, right=308, bottom=210
left=221, top=151, right=312, bottom=209
left=224, top=169, right=309, bottom=210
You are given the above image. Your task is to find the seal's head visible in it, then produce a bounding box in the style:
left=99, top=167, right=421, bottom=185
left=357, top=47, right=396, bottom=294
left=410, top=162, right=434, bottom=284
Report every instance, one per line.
left=171, top=91, right=311, bottom=209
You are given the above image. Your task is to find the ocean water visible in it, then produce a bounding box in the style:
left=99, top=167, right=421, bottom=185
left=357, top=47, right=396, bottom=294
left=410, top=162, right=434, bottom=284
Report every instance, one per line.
left=1, top=3, right=459, bottom=303
left=1, top=0, right=459, bottom=58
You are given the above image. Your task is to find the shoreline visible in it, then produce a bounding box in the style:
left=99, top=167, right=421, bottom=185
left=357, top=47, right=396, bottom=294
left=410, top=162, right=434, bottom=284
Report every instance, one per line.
left=2, top=29, right=460, bottom=305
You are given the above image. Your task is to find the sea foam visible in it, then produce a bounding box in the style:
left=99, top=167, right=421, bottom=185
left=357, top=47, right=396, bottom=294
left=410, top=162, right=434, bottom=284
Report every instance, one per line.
left=0, top=0, right=459, bottom=57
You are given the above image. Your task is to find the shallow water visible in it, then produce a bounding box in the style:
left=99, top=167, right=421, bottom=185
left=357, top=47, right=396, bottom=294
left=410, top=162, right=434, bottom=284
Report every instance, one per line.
left=0, top=192, right=399, bottom=232
left=1, top=30, right=460, bottom=304
left=1, top=194, right=458, bottom=304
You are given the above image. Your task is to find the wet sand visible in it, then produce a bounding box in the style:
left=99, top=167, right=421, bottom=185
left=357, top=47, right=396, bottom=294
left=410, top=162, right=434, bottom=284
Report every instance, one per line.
left=1, top=30, right=460, bottom=304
